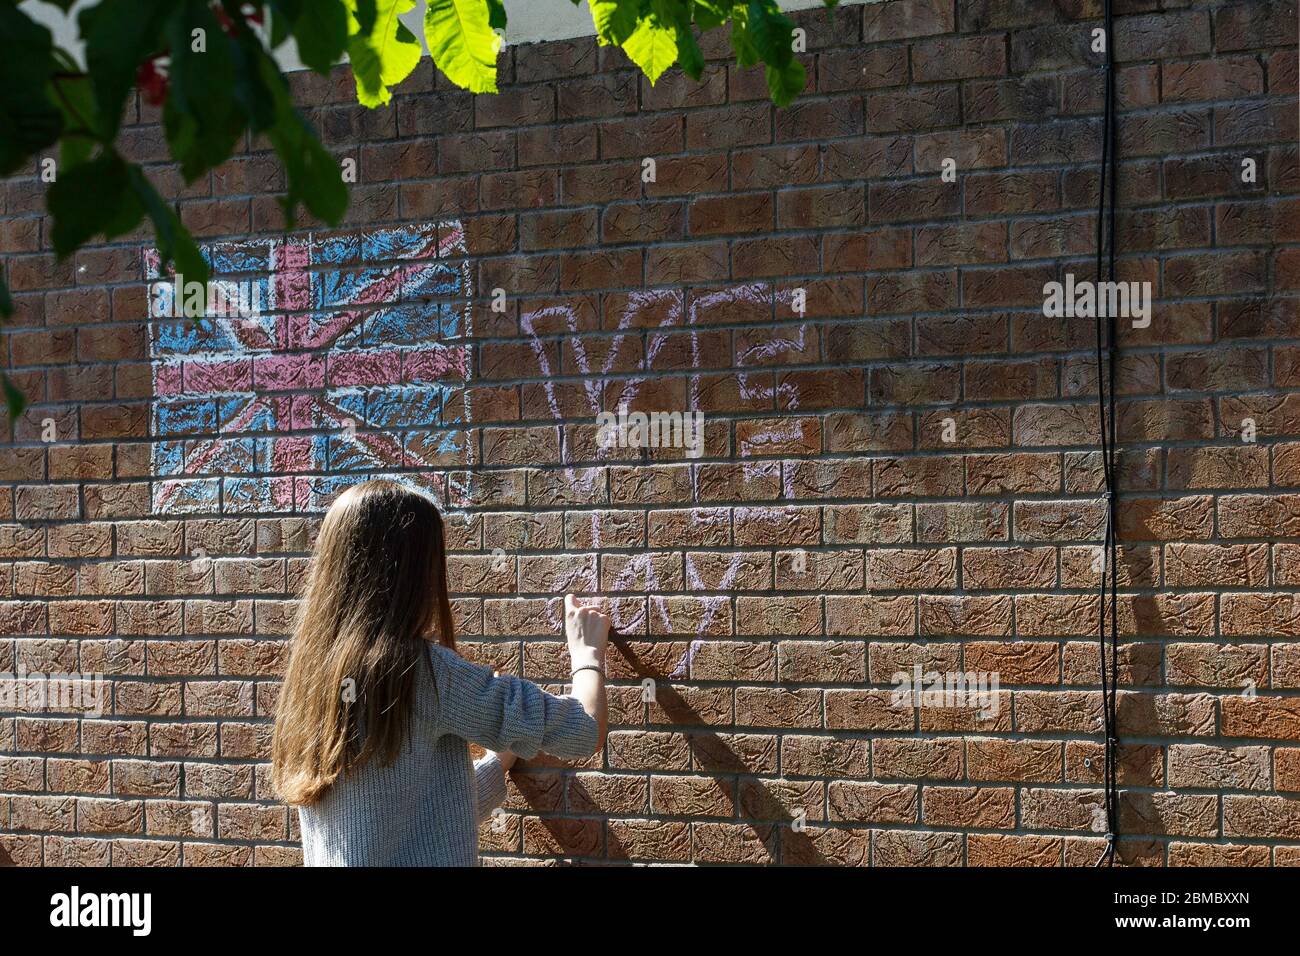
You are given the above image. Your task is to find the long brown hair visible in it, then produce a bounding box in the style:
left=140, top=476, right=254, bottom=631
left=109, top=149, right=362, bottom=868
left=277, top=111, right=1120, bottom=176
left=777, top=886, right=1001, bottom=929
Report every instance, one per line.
left=272, top=479, right=456, bottom=806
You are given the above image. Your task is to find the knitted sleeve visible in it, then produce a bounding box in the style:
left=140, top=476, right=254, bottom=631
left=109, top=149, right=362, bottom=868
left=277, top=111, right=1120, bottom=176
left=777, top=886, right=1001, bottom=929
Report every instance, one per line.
left=472, top=754, right=509, bottom=823
left=426, top=644, right=599, bottom=760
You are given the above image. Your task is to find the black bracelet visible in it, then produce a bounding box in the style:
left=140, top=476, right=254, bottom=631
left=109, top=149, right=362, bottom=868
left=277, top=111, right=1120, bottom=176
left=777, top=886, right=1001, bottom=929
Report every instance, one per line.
left=570, top=665, right=604, bottom=679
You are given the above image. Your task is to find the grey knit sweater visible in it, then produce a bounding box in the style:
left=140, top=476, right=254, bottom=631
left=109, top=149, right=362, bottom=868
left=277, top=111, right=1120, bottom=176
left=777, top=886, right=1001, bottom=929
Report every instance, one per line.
left=299, top=642, right=599, bottom=866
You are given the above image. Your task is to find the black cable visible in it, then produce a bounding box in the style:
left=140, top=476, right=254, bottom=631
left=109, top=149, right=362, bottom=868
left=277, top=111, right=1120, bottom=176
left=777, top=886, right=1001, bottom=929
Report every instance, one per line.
left=1093, top=0, right=1122, bottom=867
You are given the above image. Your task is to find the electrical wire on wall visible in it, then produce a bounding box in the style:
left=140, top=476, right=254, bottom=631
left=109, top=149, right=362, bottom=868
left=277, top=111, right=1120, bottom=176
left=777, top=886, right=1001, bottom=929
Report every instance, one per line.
left=1093, top=0, right=1123, bottom=867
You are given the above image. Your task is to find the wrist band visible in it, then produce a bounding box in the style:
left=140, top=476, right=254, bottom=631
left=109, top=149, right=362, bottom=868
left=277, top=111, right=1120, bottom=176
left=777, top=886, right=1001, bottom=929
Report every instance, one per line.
left=571, top=665, right=604, bottom=679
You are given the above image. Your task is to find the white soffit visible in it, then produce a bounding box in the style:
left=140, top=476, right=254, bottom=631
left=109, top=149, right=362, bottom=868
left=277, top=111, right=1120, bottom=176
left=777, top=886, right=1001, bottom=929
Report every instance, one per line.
left=22, top=0, right=877, bottom=73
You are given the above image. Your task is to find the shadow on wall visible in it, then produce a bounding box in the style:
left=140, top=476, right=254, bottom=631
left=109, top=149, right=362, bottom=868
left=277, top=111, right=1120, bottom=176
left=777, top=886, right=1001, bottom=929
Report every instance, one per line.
left=515, top=537, right=1174, bottom=867
left=526, top=635, right=826, bottom=865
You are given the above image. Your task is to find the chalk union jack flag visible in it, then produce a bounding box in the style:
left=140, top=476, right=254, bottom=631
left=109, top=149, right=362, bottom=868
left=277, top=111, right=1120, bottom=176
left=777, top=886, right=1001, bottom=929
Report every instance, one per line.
left=146, top=221, right=473, bottom=514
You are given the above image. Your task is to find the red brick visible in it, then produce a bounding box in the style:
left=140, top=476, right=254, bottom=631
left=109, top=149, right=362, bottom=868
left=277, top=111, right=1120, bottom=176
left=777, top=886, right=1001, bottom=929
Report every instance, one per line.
left=1, top=11, right=1296, bottom=870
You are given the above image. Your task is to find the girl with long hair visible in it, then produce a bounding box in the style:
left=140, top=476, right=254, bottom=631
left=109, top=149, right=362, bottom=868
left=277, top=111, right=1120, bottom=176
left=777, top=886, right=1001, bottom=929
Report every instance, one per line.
left=271, top=479, right=608, bottom=866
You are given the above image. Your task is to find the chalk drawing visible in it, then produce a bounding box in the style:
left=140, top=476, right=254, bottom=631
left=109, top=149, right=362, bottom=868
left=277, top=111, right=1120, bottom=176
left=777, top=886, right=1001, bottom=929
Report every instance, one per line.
left=148, top=221, right=808, bottom=676
left=518, top=283, right=807, bottom=677
left=146, top=221, right=472, bottom=514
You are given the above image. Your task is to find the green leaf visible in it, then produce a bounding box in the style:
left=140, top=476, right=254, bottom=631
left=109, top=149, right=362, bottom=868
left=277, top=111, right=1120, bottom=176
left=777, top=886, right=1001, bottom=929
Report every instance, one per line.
left=353, top=0, right=379, bottom=34
left=0, top=274, right=12, bottom=320
left=765, top=58, right=805, bottom=106
left=127, top=165, right=208, bottom=284
left=653, top=0, right=703, bottom=81
left=50, top=76, right=98, bottom=170
left=2, top=373, right=29, bottom=423
left=744, top=0, right=794, bottom=70
left=587, top=0, right=640, bottom=46
left=282, top=120, right=348, bottom=226
left=622, top=14, right=677, bottom=85
left=423, top=0, right=501, bottom=95
left=693, top=1, right=732, bottom=31
left=47, top=50, right=101, bottom=171
left=486, top=0, right=507, bottom=31
left=259, top=54, right=347, bottom=226
left=0, top=5, right=64, bottom=174
left=729, top=11, right=759, bottom=68
left=47, top=152, right=146, bottom=257
left=163, top=1, right=244, bottom=181
left=78, top=0, right=170, bottom=138
left=290, top=0, right=350, bottom=73
left=346, top=0, right=423, bottom=107
left=268, top=1, right=296, bottom=47
left=674, top=24, right=704, bottom=80
left=228, top=26, right=279, bottom=132
left=743, top=1, right=803, bottom=104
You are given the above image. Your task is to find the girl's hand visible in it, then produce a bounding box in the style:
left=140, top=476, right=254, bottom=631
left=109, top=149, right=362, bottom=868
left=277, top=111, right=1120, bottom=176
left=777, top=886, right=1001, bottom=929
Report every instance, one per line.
left=565, top=593, right=610, bottom=672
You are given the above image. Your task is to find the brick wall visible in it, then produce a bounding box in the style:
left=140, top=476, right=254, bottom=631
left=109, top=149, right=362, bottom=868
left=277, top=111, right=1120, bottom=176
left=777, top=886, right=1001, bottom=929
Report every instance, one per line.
left=2, top=0, right=1299, bottom=866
